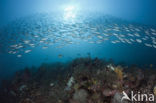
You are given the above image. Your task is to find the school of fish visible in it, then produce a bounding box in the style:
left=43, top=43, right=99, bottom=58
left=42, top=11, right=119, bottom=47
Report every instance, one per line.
left=0, top=13, right=156, bottom=58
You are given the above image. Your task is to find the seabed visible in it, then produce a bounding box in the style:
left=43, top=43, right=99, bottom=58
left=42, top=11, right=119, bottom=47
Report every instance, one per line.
left=0, top=57, right=156, bottom=103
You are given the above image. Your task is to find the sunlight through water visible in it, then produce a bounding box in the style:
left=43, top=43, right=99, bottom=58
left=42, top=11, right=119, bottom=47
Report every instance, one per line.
left=63, top=5, right=78, bottom=22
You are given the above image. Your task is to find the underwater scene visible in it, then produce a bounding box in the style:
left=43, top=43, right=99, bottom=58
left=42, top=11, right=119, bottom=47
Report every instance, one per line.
left=0, top=0, right=156, bottom=103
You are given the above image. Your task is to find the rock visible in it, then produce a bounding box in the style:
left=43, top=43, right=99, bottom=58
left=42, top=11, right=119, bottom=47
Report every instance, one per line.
left=20, top=98, right=33, bottom=103
left=65, top=76, right=75, bottom=91
left=72, top=89, right=88, bottom=103
left=10, top=90, right=16, bottom=96
left=103, top=88, right=116, bottom=96
left=50, top=83, right=54, bottom=87
left=153, top=86, right=156, bottom=96
left=103, top=88, right=112, bottom=96
left=112, top=92, right=129, bottom=103
left=136, top=69, right=144, bottom=81
left=19, top=85, right=27, bottom=91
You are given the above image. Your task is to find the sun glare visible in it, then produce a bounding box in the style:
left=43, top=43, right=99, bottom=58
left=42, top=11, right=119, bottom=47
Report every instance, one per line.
left=64, top=5, right=77, bottom=21
left=65, top=6, right=75, bottom=12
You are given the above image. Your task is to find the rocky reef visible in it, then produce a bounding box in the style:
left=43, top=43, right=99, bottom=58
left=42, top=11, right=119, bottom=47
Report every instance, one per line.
left=0, top=57, right=156, bottom=103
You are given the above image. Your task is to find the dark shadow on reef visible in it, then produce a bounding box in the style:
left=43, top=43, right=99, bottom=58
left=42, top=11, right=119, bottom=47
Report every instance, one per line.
left=0, top=57, right=156, bottom=103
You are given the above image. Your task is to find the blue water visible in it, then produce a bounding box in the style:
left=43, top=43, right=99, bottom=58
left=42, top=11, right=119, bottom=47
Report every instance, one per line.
left=0, top=0, right=156, bottom=82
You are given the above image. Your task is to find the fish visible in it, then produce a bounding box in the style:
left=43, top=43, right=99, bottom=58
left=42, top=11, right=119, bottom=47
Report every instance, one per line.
left=152, top=32, right=156, bottom=35
left=8, top=51, right=13, bottom=54
left=42, top=46, right=48, bottom=49
left=111, top=40, right=120, bottom=44
left=96, top=40, right=103, bottom=44
left=23, top=40, right=30, bottom=44
left=17, top=55, right=22, bottom=58
left=144, top=43, right=152, bottom=47
left=97, top=35, right=103, bottom=39
left=29, top=44, right=35, bottom=47
left=10, top=44, right=18, bottom=48
left=40, top=40, right=44, bottom=43
left=58, top=54, right=63, bottom=58
left=136, top=39, right=142, bottom=43
left=41, top=38, right=48, bottom=41
left=16, top=45, right=23, bottom=49
left=134, top=33, right=140, bottom=37
left=12, top=51, right=17, bottom=54
left=88, top=41, right=95, bottom=44
left=151, top=29, right=156, bottom=32
left=130, top=38, right=135, bottom=42
left=34, top=35, right=39, bottom=38
left=153, top=45, right=156, bottom=48
left=142, top=37, right=147, bottom=41
left=25, top=50, right=32, bottom=53
left=127, top=33, right=134, bottom=37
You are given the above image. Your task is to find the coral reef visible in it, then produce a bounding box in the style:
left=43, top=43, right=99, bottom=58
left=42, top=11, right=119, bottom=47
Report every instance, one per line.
left=0, top=57, right=156, bottom=103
